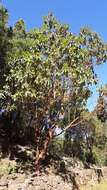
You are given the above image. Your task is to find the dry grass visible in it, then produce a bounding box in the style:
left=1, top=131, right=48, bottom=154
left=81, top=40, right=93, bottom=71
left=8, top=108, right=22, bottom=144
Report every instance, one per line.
left=81, top=181, right=107, bottom=190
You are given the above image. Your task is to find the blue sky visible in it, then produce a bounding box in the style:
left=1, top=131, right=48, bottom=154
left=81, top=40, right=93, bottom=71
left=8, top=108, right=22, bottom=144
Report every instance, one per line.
left=2, top=0, right=107, bottom=110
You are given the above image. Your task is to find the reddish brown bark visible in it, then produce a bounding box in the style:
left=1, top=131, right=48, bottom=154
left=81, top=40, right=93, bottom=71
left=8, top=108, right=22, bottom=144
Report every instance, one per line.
left=35, top=128, right=53, bottom=175
left=34, top=89, right=55, bottom=174
left=34, top=117, right=84, bottom=174
left=34, top=88, right=84, bottom=174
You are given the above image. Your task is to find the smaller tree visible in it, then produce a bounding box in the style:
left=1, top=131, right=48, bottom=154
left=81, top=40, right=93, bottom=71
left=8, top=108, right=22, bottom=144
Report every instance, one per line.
left=95, top=88, right=107, bottom=122
left=69, top=111, right=107, bottom=165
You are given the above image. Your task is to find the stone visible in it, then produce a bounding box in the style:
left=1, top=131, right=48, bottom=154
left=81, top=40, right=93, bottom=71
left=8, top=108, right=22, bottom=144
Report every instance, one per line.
left=0, top=176, right=8, bottom=187
left=0, top=187, right=8, bottom=190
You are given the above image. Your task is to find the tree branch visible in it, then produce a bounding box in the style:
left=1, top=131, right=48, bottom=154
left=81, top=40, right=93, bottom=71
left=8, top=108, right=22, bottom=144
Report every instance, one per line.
left=53, top=117, right=84, bottom=138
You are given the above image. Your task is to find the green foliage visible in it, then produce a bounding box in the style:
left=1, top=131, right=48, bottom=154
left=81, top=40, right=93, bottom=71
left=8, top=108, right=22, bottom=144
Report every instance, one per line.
left=95, top=94, right=107, bottom=122
left=3, top=14, right=107, bottom=122
left=49, top=137, right=64, bottom=155
left=0, top=5, right=12, bottom=106
left=13, top=19, right=26, bottom=38
left=64, top=112, right=107, bottom=165
left=0, top=6, right=107, bottom=168
left=0, top=160, right=17, bottom=175
left=95, top=85, right=107, bottom=123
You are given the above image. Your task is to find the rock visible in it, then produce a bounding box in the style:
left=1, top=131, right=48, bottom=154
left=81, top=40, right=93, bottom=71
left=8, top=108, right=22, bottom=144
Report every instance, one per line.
left=0, top=163, right=107, bottom=190
left=8, top=183, right=26, bottom=190
left=0, top=187, right=8, bottom=190
left=0, top=176, right=8, bottom=187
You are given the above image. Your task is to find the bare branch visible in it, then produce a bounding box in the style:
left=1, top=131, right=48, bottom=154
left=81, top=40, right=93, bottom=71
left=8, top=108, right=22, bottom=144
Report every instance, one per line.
left=53, top=117, right=84, bottom=138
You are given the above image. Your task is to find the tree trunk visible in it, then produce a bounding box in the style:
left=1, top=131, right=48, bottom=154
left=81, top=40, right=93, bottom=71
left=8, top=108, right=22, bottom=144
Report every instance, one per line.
left=35, top=128, right=53, bottom=175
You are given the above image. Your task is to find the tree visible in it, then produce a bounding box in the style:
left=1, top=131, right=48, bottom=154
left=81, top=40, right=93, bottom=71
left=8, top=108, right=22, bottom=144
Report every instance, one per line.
left=0, top=5, right=12, bottom=107
left=2, top=13, right=107, bottom=173
left=67, top=111, right=107, bottom=165
left=13, top=19, right=26, bottom=38
left=94, top=86, right=107, bottom=122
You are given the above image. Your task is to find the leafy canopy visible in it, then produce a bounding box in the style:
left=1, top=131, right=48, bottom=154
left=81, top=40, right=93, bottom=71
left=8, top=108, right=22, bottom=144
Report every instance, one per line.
left=2, top=13, right=107, bottom=131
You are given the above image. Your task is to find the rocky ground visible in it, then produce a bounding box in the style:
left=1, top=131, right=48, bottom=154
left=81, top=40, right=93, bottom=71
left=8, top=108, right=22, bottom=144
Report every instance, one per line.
left=0, top=156, right=76, bottom=190
left=0, top=162, right=107, bottom=190
left=0, top=172, right=74, bottom=190
left=0, top=147, right=107, bottom=190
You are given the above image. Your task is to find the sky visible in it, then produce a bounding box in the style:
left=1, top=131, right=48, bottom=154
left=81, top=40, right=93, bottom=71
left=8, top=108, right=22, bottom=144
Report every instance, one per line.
left=2, top=0, right=107, bottom=110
